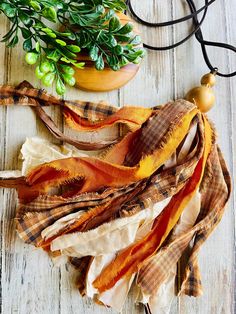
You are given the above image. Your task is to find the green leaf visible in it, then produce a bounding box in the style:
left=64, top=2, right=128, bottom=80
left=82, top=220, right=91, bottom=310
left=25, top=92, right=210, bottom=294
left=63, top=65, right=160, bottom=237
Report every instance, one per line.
left=56, top=77, right=66, bottom=95
left=42, top=73, right=55, bottom=87
left=104, top=9, right=115, bottom=20
left=89, top=46, right=99, bottom=61
left=68, top=33, right=76, bottom=40
left=40, top=60, right=54, bottom=73
left=23, top=38, right=32, bottom=52
left=34, top=21, right=44, bottom=30
left=134, top=48, right=146, bottom=58
left=125, top=49, right=145, bottom=62
left=73, top=62, right=85, bottom=69
left=106, top=54, right=120, bottom=68
left=115, top=34, right=131, bottom=42
left=132, top=57, right=142, bottom=64
left=62, top=73, right=76, bottom=86
left=111, top=64, right=120, bottom=71
left=35, top=42, right=40, bottom=52
left=21, top=28, right=31, bottom=39
left=30, top=0, right=41, bottom=11
left=48, top=32, right=57, bottom=38
left=0, top=3, right=16, bottom=18
left=95, top=4, right=105, bottom=13
left=95, top=55, right=104, bottom=70
left=119, top=56, right=129, bottom=67
left=35, top=65, right=44, bottom=79
left=70, top=13, right=80, bottom=24
left=67, top=45, right=81, bottom=53
left=42, top=28, right=52, bottom=34
left=61, top=65, right=75, bottom=76
left=113, top=44, right=123, bottom=55
left=56, top=39, right=67, bottom=46
left=60, top=57, right=71, bottom=63
left=42, top=7, right=57, bottom=22
left=42, top=28, right=57, bottom=38
left=107, top=35, right=117, bottom=47
left=19, top=12, right=32, bottom=26
left=117, top=23, right=133, bottom=35
left=47, top=49, right=60, bottom=62
left=109, top=16, right=121, bottom=32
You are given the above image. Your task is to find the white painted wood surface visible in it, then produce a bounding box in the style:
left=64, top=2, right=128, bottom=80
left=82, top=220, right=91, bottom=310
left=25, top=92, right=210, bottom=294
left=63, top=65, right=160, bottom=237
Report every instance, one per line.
left=0, top=1, right=235, bottom=313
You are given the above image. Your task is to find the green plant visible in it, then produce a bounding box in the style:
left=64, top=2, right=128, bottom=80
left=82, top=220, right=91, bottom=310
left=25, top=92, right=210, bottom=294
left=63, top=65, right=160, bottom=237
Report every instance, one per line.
left=0, top=0, right=145, bottom=94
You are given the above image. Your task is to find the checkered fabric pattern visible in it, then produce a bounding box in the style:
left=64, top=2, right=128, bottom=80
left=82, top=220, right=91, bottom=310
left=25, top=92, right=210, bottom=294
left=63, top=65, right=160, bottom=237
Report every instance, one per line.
left=124, top=100, right=194, bottom=166
left=16, top=183, right=141, bottom=245
left=0, top=82, right=231, bottom=305
left=137, top=145, right=231, bottom=297
left=0, top=81, right=117, bottom=120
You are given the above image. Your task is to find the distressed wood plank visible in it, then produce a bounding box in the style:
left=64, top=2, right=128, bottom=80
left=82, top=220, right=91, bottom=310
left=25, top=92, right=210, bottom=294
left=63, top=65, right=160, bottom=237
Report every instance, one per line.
left=0, top=0, right=235, bottom=313
left=171, top=1, right=235, bottom=313
left=0, top=15, right=61, bottom=314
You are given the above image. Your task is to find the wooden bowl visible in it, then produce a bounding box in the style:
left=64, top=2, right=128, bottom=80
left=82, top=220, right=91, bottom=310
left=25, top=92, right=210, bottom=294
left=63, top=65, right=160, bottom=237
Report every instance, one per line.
left=74, top=13, right=141, bottom=92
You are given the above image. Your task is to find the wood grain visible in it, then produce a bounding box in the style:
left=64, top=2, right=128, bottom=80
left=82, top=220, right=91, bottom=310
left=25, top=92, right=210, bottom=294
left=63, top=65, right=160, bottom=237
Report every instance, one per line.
left=0, top=1, right=235, bottom=313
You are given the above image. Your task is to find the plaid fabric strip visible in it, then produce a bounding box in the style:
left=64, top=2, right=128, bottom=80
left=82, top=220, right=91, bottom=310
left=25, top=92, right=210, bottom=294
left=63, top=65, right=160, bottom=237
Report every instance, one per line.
left=0, top=82, right=231, bottom=305
left=179, top=145, right=231, bottom=296
left=137, top=144, right=231, bottom=297
left=16, top=182, right=141, bottom=245
left=124, top=100, right=195, bottom=166
left=0, top=82, right=117, bottom=121
left=120, top=116, right=204, bottom=217
left=70, top=256, right=93, bottom=296
left=18, top=183, right=140, bottom=214
left=16, top=121, right=203, bottom=246
left=15, top=100, right=199, bottom=246
left=64, top=100, right=117, bottom=121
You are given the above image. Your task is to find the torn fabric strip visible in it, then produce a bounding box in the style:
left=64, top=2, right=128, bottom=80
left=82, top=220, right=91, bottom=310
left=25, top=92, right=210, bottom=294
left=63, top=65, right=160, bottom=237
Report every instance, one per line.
left=0, top=82, right=231, bottom=313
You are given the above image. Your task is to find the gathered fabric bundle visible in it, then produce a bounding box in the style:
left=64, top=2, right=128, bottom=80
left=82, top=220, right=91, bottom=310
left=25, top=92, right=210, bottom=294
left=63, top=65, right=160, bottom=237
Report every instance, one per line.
left=0, top=82, right=231, bottom=313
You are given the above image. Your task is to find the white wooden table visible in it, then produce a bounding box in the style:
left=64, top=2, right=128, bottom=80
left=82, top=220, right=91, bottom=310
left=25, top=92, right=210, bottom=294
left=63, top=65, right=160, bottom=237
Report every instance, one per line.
left=0, top=1, right=235, bottom=313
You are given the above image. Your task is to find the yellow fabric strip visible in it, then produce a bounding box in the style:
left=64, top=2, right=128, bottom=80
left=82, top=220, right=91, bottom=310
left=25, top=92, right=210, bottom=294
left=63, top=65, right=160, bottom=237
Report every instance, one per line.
left=92, top=114, right=212, bottom=293
left=17, top=107, right=199, bottom=204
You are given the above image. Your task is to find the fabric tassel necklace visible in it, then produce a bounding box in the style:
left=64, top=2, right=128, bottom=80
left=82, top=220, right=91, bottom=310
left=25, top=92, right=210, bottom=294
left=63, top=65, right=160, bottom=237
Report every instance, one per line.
left=0, top=76, right=231, bottom=312
left=0, top=0, right=234, bottom=313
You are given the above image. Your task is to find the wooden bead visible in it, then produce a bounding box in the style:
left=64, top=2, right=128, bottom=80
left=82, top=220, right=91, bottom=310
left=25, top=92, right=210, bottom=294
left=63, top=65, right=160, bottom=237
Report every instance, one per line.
left=185, top=86, right=215, bottom=113
left=200, top=73, right=216, bottom=87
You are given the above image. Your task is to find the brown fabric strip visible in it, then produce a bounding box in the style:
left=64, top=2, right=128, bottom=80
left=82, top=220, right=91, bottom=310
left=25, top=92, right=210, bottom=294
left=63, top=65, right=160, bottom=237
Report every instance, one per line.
left=136, top=143, right=231, bottom=297
left=0, top=81, right=119, bottom=151
left=0, top=176, right=26, bottom=188
left=179, top=145, right=231, bottom=296
left=34, top=105, right=117, bottom=150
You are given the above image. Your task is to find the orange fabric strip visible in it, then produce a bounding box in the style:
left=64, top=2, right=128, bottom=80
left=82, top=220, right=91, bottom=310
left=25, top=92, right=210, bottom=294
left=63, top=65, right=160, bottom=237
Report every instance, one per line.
left=17, top=107, right=198, bottom=204
left=64, top=105, right=153, bottom=132
left=92, top=115, right=212, bottom=293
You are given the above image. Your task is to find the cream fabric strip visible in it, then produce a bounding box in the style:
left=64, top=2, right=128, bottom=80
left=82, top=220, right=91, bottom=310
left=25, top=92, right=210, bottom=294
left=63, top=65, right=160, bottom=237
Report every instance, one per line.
left=0, top=137, right=87, bottom=179
left=85, top=199, right=171, bottom=312
left=1, top=124, right=199, bottom=313
left=85, top=122, right=199, bottom=312
left=144, top=191, right=201, bottom=314
left=49, top=198, right=170, bottom=257
left=41, top=211, right=86, bottom=241
left=134, top=123, right=200, bottom=313
left=20, top=137, right=87, bottom=175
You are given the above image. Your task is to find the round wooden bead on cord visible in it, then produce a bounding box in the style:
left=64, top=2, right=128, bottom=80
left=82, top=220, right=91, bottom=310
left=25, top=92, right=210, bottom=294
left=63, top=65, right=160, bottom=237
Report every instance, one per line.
left=185, top=70, right=217, bottom=113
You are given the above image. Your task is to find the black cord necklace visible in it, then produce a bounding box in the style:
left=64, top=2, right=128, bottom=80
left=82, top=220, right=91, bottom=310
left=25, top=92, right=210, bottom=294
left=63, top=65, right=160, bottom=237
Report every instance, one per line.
left=126, top=0, right=236, bottom=77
